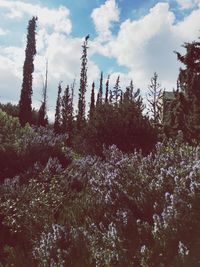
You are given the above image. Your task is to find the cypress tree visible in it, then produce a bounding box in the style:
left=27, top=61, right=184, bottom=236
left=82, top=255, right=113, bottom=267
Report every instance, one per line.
left=77, top=36, right=89, bottom=129
left=96, top=72, right=103, bottom=106
left=54, top=82, right=62, bottom=134
left=105, top=75, right=110, bottom=103
left=89, top=82, right=95, bottom=119
left=19, top=17, right=37, bottom=126
left=124, top=81, right=134, bottom=102
left=62, top=85, right=73, bottom=145
left=38, top=60, right=48, bottom=127
left=111, top=76, right=121, bottom=103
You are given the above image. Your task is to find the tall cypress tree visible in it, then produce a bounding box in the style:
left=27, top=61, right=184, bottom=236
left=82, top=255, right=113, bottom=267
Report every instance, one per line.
left=77, top=35, right=89, bottom=129
left=19, top=17, right=37, bottom=126
left=96, top=72, right=103, bottom=106
left=62, top=85, right=73, bottom=145
left=54, top=82, right=62, bottom=134
left=105, top=75, right=110, bottom=103
left=89, top=82, right=95, bottom=119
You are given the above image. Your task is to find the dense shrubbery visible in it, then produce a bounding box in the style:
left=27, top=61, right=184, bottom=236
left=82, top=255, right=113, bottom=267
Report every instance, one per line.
left=1, top=129, right=200, bottom=266
left=81, top=102, right=157, bottom=156
left=0, top=110, right=71, bottom=181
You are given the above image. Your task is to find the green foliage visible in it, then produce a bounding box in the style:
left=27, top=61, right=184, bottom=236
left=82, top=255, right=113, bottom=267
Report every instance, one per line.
left=105, top=75, right=110, bottom=103
left=165, top=40, right=200, bottom=140
left=0, top=110, right=70, bottom=180
left=96, top=72, right=103, bottom=107
left=77, top=36, right=89, bottom=129
left=89, top=82, right=95, bottom=119
left=0, top=109, right=33, bottom=179
left=147, top=72, right=163, bottom=125
left=0, top=103, right=19, bottom=118
left=54, top=82, right=62, bottom=134
left=83, top=100, right=157, bottom=155
left=61, top=85, right=73, bottom=145
left=0, top=102, right=40, bottom=125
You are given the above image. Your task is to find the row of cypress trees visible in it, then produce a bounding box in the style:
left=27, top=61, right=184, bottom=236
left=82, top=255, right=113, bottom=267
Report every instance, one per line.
left=18, top=17, right=200, bottom=154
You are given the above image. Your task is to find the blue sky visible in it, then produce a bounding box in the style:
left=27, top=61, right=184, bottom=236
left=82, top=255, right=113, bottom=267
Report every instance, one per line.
left=0, top=0, right=199, bottom=119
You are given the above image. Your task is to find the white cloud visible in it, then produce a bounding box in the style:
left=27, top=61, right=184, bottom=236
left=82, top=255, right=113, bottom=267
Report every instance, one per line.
left=176, top=0, right=200, bottom=9
left=0, top=0, right=72, bottom=34
left=174, top=7, right=200, bottom=40
left=93, top=2, right=200, bottom=92
left=0, top=27, right=9, bottom=35
left=91, top=0, right=120, bottom=41
left=0, top=52, right=22, bottom=103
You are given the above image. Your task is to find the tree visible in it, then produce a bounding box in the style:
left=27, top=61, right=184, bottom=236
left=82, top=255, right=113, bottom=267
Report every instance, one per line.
left=19, top=17, right=37, bottom=126
left=89, top=82, right=95, bottom=119
left=77, top=36, right=89, bottom=129
left=38, top=60, right=48, bottom=127
left=146, top=72, right=163, bottom=125
left=176, top=41, right=200, bottom=98
left=62, top=85, right=73, bottom=145
left=105, top=75, right=110, bottom=103
left=54, top=82, right=62, bottom=134
left=176, top=40, right=200, bottom=139
left=96, top=72, right=103, bottom=106
left=110, top=76, right=122, bottom=103
left=123, top=81, right=144, bottom=114
left=165, top=40, right=200, bottom=140
left=84, top=82, right=157, bottom=155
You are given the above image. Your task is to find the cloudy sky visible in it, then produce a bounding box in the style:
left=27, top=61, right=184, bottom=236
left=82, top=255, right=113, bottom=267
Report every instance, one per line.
left=0, top=0, right=199, bottom=120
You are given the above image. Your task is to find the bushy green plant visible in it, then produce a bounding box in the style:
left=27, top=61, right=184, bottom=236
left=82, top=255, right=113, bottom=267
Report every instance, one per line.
left=80, top=102, right=157, bottom=156
left=0, top=110, right=33, bottom=179
left=0, top=110, right=71, bottom=181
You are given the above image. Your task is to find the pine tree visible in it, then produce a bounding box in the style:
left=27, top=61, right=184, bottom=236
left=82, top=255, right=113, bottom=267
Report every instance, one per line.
left=70, top=78, right=76, bottom=116
left=96, top=72, right=103, bottom=106
left=167, top=40, right=200, bottom=139
left=124, top=81, right=144, bottom=112
left=89, top=82, right=95, bottom=119
left=105, top=75, right=110, bottom=103
left=54, top=82, right=62, bottom=134
left=176, top=41, right=200, bottom=135
left=19, top=17, right=37, bottom=126
left=62, top=85, right=73, bottom=145
left=111, top=76, right=122, bottom=103
left=147, top=72, right=163, bottom=125
left=38, top=60, right=48, bottom=127
left=77, top=36, right=89, bottom=129
left=176, top=41, right=200, bottom=98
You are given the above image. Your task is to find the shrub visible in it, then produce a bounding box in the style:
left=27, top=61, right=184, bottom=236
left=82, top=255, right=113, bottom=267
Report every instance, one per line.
left=0, top=109, right=71, bottom=181
left=1, top=134, right=200, bottom=266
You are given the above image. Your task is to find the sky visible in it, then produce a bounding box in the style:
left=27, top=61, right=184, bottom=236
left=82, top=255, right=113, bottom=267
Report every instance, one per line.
left=0, top=0, right=199, bottom=120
